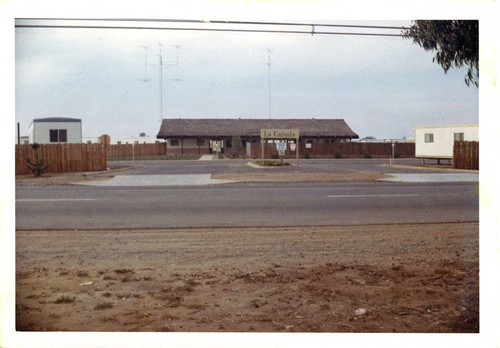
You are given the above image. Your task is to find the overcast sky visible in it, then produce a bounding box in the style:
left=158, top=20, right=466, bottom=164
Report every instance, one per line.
left=15, top=19, right=479, bottom=140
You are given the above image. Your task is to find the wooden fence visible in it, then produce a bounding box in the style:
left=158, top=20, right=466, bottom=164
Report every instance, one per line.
left=453, top=141, right=479, bottom=170
left=15, top=144, right=107, bottom=175
left=249, top=142, right=415, bottom=159
left=105, top=143, right=167, bottom=158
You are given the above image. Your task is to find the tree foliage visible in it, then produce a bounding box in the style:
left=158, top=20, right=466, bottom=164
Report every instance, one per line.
left=402, top=20, right=478, bottom=87
left=230, top=136, right=245, bottom=158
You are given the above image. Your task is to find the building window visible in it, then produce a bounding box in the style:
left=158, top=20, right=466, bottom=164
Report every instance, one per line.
left=196, top=139, right=205, bottom=146
left=424, top=133, right=434, bottom=143
left=454, top=132, right=464, bottom=141
left=117, top=141, right=122, bottom=145
left=49, top=129, right=67, bottom=143
left=170, top=139, right=179, bottom=146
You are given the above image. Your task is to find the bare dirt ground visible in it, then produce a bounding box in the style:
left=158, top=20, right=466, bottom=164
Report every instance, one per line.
left=15, top=222, right=478, bottom=332
left=15, top=172, right=116, bottom=185
left=16, top=170, right=386, bottom=185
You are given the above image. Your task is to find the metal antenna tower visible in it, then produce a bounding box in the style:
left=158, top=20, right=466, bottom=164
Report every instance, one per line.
left=173, top=45, right=182, bottom=81
left=159, top=43, right=164, bottom=122
left=141, top=46, right=150, bottom=82
left=266, top=48, right=272, bottom=119
left=141, top=43, right=182, bottom=122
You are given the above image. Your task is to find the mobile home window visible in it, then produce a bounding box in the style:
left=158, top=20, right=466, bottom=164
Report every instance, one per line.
left=454, top=132, right=464, bottom=141
left=50, top=129, right=67, bottom=143
left=424, top=133, right=434, bottom=143
left=196, top=139, right=205, bottom=146
left=170, top=139, right=179, bottom=146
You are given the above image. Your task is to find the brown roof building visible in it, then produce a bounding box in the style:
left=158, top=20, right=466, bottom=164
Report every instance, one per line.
left=156, top=118, right=358, bottom=154
left=158, top=118, right=357, bottom=139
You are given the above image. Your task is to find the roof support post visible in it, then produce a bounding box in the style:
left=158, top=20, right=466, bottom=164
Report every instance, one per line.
left=296, top=135, right=299, bottom=166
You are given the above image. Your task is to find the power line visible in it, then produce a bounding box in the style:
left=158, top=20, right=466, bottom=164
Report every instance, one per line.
left=15, top=19, right=406, bottom=37
left=17, top=18, right=408, bottom=30
left=15, top=25, right=404, bottom=37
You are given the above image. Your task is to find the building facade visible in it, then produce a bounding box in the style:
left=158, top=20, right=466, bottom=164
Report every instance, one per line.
left=156, top=118, right=359, bottom=154
left=29, top=117, right=82, bottom=144
left=414, top=124, right=478, bottom=159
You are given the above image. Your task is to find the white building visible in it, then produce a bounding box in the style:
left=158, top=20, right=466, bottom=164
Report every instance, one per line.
left=29, top=117, right=82, bottom=144
left=413, top=124, right=478, bottom=159
left=82, top=136, right=161, bottom=144
left=15, top=136, right=30, bottom=144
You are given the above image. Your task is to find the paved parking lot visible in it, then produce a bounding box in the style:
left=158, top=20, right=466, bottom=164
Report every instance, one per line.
left=107, top=158, right=447, bottom=176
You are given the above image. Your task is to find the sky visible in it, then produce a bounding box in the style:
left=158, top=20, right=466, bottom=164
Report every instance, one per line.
left=14, top=18, right=479, bottom=140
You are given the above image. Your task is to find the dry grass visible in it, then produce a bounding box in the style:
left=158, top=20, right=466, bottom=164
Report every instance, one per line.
left=54, top=295, right=75, bottom=304
left=94, top=302, right=114, bottom=310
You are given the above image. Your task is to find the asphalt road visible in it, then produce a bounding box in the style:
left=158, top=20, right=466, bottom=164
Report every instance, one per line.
left=16, top=181, right=479, bottom=229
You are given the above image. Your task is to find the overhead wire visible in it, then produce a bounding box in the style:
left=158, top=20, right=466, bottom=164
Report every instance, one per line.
left=15, top=18, right=407, bottom=37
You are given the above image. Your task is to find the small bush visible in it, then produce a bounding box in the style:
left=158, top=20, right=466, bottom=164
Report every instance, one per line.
left=271, top=152, right=279, bottom=159
left=54, top=295, right=75, bottom=304
left=364, top=153, right=372, bottom=159
left=303, top=152, right=310, bottom=159
left=230, top=136, right=245, bottom=158
left=26, top=143, right=51, bottom=177
left=334, top=151, right=342, bottom=159
left=77, top=271, right=89, bottom=277
left=256, top=160, right=290, bottom=167
left=94, top=302, right=114, bottom=310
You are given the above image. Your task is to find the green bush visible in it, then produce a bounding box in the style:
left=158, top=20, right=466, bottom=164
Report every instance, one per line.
left=230, top=136, right=245, bottom=158
left=334, top=151, right=342, bottom=159
left=26, top=143, right=51, bottom=177
left=256, top=160, right=291, bottom=167
left=303, top=152, right=310, bottom=159
left=364, top=153, right=372, bottom=158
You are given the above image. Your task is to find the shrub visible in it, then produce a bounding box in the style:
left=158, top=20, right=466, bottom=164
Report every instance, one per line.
left=26, top=143, right=51, bottom=177
left=271, top=152, right=279, bottom=159
left=54, top=295, right=75, bottom=304
left=303, top=152, right=310, bottom=159
left=256, top=160, right=291, bottom=167
left=364, top=153, right=372, bottom=158
left=230, top=136, right=245, bottom=158
left=334, top=151, right=342, bottom=159
left=94, top=302, right=114, bottom=310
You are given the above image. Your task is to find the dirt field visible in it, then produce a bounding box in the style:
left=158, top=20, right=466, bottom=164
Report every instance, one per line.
left=15, top=222, right=478, bottom=333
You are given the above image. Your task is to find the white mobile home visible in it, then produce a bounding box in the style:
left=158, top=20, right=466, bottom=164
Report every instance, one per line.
left=29, top=117, right=82, bottom=144
left=414, top=124, right=478, bottom=159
